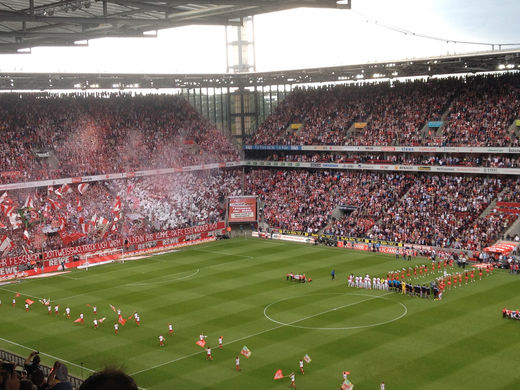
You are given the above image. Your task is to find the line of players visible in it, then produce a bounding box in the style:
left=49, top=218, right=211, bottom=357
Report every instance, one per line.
left=503, top=308, right=520, bottom=320
left=347, top=274, right=389, bottom=290
left=348, top=264, right=494, bottom=300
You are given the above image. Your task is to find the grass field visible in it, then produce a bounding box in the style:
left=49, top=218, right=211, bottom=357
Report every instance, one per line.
left=1, top=237, right=520, bottom=390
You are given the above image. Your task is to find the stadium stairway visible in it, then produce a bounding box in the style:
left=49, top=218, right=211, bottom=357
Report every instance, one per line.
left=478, top=187, right=510, bottom=219
left=504, top=218, right=520, bottom=240
left=421, top=102, right=454, bottom=142
left=318, top=205, right=346, bottom=234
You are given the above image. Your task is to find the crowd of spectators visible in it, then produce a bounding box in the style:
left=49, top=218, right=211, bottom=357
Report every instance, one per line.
left=0, top=170, right=243, bottom=259
left=0, top=93, right=239, bottom=184
left=249, top=73, right=520, bottom=147
left=246, top=169, right=413, bottom=234
left=263, top=152, right=520, bottom=168
left=246, top=170, right=519, bottom=251
left=366, top=175, right=506, bottom=250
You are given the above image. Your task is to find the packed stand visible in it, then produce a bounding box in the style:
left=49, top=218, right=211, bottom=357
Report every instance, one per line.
left=0, top=170, right=242, bottom=259
left=0, top=93, right=239, bottom=184
left=431, top=74, right=520, bottom=147
left=263, top=152, right=520, bottom=168
left=249, top=73, right=520, bottom=147
left=245, top=169, right=413, bottom=234
left=367, top=175, right=505, bottom=250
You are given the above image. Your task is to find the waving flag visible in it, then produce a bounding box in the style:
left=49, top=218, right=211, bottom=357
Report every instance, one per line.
left=195, top=339, right=206, bottom=348
left=9, top=214, right=22, bottom=230
left=2, top=204, right=14, bottom=217
left=109, top=304, right=117, bottom=312
left=15, top=293, right=21, bottom=297
left=98, top=317, right=106, bottom=323
left=0, top=235, right=14, bottom=256
left=0, top=192, right=7, bottom=204
left=303, top=354, right=312, bottom=363
left=47, top=198, right=61, bottom=210
left=77, top=183, right=89, bottom=195
left=25, top=299, right=34, bottom=305
left=54, top=187, right=63, bottom=199
left=76, top=198, right=83, bottom=212
left=61, top=184, right=73, bottom=195
left=97, top=216, right=109, bottom=226
left=81, top=223, right=91, bottom=234
left=0, top=221, right=6, bottom=229
left=74, top=317, right=84, bottom=323
left=23, top=230, right=31, bottom=244
left=273, top=369, right=284, bottom=380
left=118, top=315, right=127, bottom=326
left=112, top=196, right=121, bottom=214
left=341, top=379, right=354, bottom=390
left=23, top=195, right=34, bottom=209
left=240, top=346, right=251, bottom=358
left=47, top=186, right=54, bottom=196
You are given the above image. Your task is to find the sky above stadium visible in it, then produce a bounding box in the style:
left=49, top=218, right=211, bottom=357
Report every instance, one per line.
left=0, top=0, right=519, bottom=74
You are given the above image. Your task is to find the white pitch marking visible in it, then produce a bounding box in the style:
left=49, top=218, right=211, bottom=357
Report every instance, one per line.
left=0, top=336, right=95, bottom=373
left=129, top=292, right=402, bottom=377
left=263, top=292, right=408, bottom=330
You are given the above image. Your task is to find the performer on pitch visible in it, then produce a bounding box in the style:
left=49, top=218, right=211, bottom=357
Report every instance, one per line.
left=93, top=319, right=98, bottom=329
left=218, top=336, right=223, bottom=349
left=235, top=356, right=241, bottom=371
left=206, top=347, right=213, bottom=360
left=289, top=372, right=296, bottom=388
left=159, top=335, right=165, bottom=346
left=168, top=324, right=174, bottom=336
left=65, top=307, right=71, bottom=319
left=299, top=359, right=304, bottom=375
left=114, top=323, right=119, bottom=335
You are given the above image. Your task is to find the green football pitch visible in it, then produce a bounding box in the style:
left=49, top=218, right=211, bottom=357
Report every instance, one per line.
left=1, top=238, right=520, bottom=390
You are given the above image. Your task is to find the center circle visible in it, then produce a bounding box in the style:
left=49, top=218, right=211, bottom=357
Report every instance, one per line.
left=263, top=293, right=407, bottom=330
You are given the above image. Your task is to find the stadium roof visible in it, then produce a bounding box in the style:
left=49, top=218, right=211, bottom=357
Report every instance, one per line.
left=0, top=0, right=340, bottom=54
left=1, top=48, right=519, bottom=90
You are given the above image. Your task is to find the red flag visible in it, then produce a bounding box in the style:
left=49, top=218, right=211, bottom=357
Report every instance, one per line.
left=77, top=183, right=89, bottom=195
left=15, top=292, right=21, bottom=297
left=0, top=235, right=14, bottom=256
left=109, top=304, right=117, bottom=312
left=0, top=221, right=6, bottom=229
left=25, top=299, right=34, bottom=305
left=54, top=187, right=63, bottom=199
left=0, top=192, right=7, bottom=204
left=112, top=196, right=121, bottom=214
left=23, top=195, right=34, bottom=209
left=23, top=230, right=31, bottom=244
left=61, top=184, right=73, bottom=195
left=274, top=369, right=284, bottom=380
left=97, top=216, right=109, bottom=226
left=81, top=223, right=90, bottom=234
left=98, top=317, right=106, bottom=323
left=118, top=316, right=126, bottom=326
left=74, top=317, right=84, bottom=323
left=195, top=339, right=206, bottom=348
left=76, top=197, right=83, bottom=212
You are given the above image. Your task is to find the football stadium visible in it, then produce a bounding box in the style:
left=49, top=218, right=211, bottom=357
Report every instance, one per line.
left=1, top=1, right=520, bottom=389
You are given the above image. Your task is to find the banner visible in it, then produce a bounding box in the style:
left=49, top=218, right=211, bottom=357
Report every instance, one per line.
left=0, top=222, right=226, bottom=270
left=428, top=121, right=443, bottom=128
left=354, top=122, right=367, bottom=129
left=228, top=196, right=257, bottom=223
left=290, top=123, right=303, bottom=129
